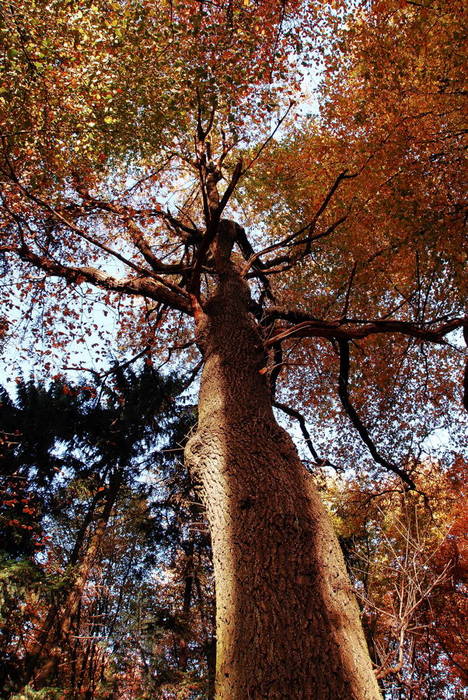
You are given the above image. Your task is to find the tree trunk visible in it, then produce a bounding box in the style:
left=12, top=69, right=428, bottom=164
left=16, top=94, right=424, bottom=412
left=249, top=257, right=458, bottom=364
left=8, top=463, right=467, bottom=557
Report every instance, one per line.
left=26, top=468, right=123, bottom=689
left=178, top=540, right=194, bottom=671
left=185, top=221, right=381, bottom=699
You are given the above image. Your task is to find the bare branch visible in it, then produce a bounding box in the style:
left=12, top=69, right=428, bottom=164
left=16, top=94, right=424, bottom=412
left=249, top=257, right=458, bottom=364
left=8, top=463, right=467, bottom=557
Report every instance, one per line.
left=11, top=244, right=192, bottom=314
left=273, top=400, right=335, bottom=469
left=337, top=339, right=416, bottom=489
left=73, top=186, right=188, bottom=273
left=241, top=212, right=348, bottom=277
left=251, top=170, right=355, bottom=274
left=241, top=102, right=294, bottom=176
left=11, top=185, right=155, bottom=277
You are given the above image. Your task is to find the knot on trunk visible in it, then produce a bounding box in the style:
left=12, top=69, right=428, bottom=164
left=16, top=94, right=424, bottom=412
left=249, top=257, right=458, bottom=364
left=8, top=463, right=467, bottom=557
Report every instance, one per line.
left=184, top=431, right=206, bottom=486
left=212, top=219, right=243, bottom=270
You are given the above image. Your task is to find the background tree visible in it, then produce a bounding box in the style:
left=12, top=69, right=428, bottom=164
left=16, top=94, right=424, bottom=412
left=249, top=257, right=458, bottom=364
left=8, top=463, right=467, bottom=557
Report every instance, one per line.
left=327, top=462, right=467, bottom=699
left=0, top=0, right=466, bottom=697
left=0, top=366, right=215, bottom=699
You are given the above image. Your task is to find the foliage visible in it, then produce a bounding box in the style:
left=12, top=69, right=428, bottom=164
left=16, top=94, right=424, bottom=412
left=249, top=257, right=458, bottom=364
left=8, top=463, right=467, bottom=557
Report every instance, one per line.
left=10, top=687, right=63, bottom=700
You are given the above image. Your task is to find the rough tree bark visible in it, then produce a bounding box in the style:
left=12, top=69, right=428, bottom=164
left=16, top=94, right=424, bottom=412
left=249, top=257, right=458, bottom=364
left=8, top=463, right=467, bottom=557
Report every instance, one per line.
left=185, top=221, right=381, bottom=699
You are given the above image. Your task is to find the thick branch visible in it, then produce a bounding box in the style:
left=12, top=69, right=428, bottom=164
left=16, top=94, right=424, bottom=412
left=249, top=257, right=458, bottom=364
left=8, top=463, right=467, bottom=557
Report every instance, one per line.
left=190, top=182, right=241, bottom=294
left=264, top=316, right=465, bottom=347
left=217, top=158, right=243, bottom=215
left=13, top=245, right=192, bottom=314
left=236, top=225, right=276, bottom=303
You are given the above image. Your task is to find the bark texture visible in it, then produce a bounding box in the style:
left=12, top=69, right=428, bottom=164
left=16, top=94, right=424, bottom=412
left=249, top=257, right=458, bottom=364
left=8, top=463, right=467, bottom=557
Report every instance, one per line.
left=185, top=221, right=381, bottom=699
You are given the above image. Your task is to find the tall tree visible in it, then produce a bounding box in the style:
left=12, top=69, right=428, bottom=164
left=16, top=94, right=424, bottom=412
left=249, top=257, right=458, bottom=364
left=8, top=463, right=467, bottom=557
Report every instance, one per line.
left=0, top=1, right=465, bottom=697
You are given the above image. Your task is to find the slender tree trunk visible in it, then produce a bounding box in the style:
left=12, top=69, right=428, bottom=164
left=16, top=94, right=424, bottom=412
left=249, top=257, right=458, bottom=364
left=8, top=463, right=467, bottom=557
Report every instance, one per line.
left=185, top=221, right=381, bottom=699
left=178, top=540, right=194, bottom=671
left=26, top=469, right=123, bottom=689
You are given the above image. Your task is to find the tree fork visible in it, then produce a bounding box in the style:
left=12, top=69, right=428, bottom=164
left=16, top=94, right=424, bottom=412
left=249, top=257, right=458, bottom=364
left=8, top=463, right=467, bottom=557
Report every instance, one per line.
left=185, top=221, right=381, bottom=699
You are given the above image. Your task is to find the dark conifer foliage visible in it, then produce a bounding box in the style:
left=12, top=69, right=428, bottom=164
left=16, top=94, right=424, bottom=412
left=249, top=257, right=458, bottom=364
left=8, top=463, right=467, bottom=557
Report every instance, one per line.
left=0, top=366, right=214, bottom=699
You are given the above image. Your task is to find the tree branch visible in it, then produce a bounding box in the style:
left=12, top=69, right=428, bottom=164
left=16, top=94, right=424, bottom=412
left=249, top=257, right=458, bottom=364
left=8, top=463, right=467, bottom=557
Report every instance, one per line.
left=241, top=211, right=348, bottom=277
left=273, top=401, right=335, bottom=469
left=73, top=186, right=189, bottom=273
left=241, top=102, right=294, bottom=176
left=12, top=244, right=192, bottom=314
left=337, top=339, right=415, bottom=489
left=189, top=160, right=242, bottom=295
left=264, top=315, right=465, bottom=346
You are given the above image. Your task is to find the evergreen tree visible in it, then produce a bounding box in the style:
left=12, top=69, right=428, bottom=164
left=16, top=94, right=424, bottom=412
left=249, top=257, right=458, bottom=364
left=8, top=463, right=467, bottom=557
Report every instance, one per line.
left=0, top=366, right=213, bottom=698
